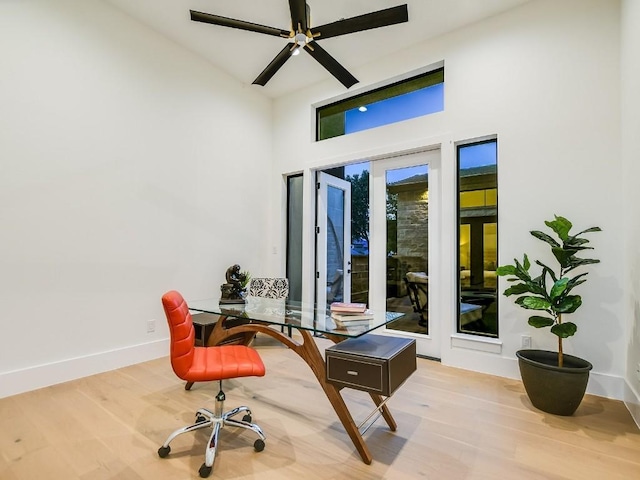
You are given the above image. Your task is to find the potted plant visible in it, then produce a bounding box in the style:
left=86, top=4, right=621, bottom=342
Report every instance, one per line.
left=496, top=215, right=601, bottom=415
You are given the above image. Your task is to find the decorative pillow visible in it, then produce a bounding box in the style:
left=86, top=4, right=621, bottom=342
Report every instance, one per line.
left=248, top=278, right=289, bottom=299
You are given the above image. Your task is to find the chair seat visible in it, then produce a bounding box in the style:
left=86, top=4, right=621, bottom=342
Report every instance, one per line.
left=182, top=345, right=266, bottom=382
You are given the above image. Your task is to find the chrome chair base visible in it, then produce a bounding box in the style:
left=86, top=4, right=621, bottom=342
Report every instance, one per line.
left=158, top=391, right=266, bottom=478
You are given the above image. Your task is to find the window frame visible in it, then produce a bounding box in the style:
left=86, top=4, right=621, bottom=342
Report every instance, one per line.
left=456, top=138, right=499, bottom=338
left=315, top=62, right=445, bottom=141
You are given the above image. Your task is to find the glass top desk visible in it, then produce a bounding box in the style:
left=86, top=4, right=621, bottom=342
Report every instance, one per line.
left=188, top=296, right=406, bottom=465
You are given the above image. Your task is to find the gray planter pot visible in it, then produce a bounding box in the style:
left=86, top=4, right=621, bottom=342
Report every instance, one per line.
left=516, top=349, right=592, bottom=416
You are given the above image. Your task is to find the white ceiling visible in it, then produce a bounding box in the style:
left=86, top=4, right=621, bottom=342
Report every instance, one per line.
left=105, top=0, right=531, bottom=98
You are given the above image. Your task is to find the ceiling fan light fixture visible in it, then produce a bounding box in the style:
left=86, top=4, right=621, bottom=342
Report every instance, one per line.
left=294, top=32, right=308, bottom=46
left=292, top=45, right=301, bottom=56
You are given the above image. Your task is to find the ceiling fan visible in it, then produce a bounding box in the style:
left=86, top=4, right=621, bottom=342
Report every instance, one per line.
left=190, top=1, right=409, bottom=88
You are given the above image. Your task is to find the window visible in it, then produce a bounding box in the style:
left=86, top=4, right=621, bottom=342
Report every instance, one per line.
left=457, top=140, right=498, bottom=337
left=286, top=174, right=303, bottom=302
left=316, top=67, right=444, bottom=141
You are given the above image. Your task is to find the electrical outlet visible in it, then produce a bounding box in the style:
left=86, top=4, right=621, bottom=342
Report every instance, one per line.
left=147, top=319, right=156, bottom=333
left=521, top=335, right=532, bottom=349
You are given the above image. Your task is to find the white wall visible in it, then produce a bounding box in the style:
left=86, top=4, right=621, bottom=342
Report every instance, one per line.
left=0, top=0, right=273, bottom=397
left=271, top=0, right=627, bottom=399
left=621, top=0, right=640, bottom=425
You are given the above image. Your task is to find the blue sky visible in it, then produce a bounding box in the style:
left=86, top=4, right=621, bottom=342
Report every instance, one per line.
left=345, top=140, right=496, bottom=183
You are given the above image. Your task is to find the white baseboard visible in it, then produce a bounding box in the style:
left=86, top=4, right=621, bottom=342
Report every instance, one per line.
left=624, top=379, right=640, bottom=429
left=447, top=351, right=629, bottom=402
left=0, top=339, right=170, bottom=399
left=587, top=370, right=627, bottom=400
left=4, top=339, right=638, bottom=431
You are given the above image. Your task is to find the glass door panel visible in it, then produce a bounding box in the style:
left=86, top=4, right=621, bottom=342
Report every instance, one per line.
left=316, top=172, right=352, bottom=315
left=385, top=165, right=429, bottom=334
left=371, top=149, right=441, bottom=359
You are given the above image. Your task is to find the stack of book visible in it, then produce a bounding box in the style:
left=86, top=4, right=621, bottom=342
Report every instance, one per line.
left=330, top=302, right=374, bottom=329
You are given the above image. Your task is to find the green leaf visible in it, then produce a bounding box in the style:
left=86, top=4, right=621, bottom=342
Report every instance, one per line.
left=496, top=265, right=516, bottom=276
left=530, top=230, right=560, bottom=248
left=564, top=273, right=588, bottom=294
left=555, top=295, right=582, bottom=313
left=549, top=278, right=569, bottom=300
left=508, top=257, right=533, bottom=283
left=535, top=261, right=558, bottom=283
left=564, top=257, right=600, bottom=274
left=565, top=237, right=589, bottom=247
left=552, top=247, right=579, bottom=268
left=523, top=254, right=530, bottom=271
left=516, top=296, right=551, bottom=310
left=551, top=322, right=578, bottom=338
left=504, top=283, right=535, bottom=296
left=567, top=257, right=600, bottom=268
left=573, top=226, right=602, bottom=236
left=545, top=215, right=572, bottom=241
left=528, top=316, right=554, bottom=328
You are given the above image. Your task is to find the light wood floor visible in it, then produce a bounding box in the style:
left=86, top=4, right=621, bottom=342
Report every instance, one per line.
left=2, top=336, right=639, bottom=480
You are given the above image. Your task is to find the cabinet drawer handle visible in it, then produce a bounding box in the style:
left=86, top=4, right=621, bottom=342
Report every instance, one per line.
left=347, top=370, right=358, bottom=376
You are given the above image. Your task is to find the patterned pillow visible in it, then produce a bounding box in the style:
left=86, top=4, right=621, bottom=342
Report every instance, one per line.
left=247, top=278, right=289, bottom=299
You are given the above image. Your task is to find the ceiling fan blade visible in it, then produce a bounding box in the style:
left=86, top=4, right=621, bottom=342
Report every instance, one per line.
left=253, top=44, right=295, bottom=86
left=190, top=10, right=290, bottom=38
left=303, top=43, right=358, bottom=88
left=288, top=0, right=309, bottom=33
left=311, top=4, right=408, bottom=40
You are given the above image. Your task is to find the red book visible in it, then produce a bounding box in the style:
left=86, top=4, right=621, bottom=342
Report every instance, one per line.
left=330, top=302, right=367, bottom=314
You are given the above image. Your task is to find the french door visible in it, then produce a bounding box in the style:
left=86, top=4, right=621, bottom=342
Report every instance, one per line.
left=370, top=149, right=441, bottom=358
left=315, top=172, right=352, bottom=312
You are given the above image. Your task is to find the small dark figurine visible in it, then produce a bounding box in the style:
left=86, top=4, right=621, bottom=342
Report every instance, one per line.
left=220, top=264, right=247, bottom=304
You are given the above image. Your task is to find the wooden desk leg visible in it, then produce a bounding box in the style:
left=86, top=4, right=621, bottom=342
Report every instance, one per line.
left=295, top=330, right=374, bottom=465
left=205, top=323, right=375, bottom=464
left=324, top=333, right=398, bottom=433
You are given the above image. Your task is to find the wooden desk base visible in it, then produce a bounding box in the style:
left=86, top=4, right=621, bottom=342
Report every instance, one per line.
left=199, top=317, right=397, bottom=465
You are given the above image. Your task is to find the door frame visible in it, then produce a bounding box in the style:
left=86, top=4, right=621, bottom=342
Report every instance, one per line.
left=305, top=136, right=456, bottom=360
left=315, top=171, right=352, bottom=311
left=370, top=148, right=443, bottom=358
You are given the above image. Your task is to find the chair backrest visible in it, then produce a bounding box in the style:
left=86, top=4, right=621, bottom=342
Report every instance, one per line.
left=404, top=272, right=428, bottom=312
left=161, top=290, right=196, bottom=380
left=247, top=277, right=289, bottom=299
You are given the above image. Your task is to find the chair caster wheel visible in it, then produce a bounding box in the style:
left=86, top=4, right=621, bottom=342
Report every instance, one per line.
left=254, top=439, right=265, bottom=452
left=195, top=415, right=207, bottom=423
left=199, top=463, right=212, bottom=478
left=242, top=414, right=252, bottom=423
left=157, top=445, right=170, bottom=458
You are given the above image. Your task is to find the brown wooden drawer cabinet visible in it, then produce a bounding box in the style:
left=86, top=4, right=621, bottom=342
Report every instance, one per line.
left=325, top=335, right=416, bottom=397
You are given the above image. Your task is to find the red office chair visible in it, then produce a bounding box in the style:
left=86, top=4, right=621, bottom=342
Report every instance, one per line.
left=158, top=290, right=266, bottom=478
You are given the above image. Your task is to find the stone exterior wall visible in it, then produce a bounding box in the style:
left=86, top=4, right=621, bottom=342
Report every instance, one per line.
left=396, top=188, right=428, bottom=273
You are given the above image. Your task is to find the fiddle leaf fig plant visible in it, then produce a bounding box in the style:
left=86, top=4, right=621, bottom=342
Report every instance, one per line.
left=496, top=215, right=601, bottom=367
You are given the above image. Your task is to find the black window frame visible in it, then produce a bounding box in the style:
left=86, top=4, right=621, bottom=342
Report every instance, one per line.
left=456, top=138, right=499, bottom=338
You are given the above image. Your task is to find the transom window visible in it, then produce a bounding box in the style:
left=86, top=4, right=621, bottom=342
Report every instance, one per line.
left=316, top=67, right=444, bottom=141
